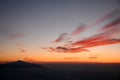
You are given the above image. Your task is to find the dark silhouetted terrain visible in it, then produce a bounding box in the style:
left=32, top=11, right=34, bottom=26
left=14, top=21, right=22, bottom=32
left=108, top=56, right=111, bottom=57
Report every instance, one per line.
left=1, top=61, right=120, bottom=80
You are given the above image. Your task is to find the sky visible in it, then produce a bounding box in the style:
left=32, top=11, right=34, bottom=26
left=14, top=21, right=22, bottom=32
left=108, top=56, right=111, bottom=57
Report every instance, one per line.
left=0, top=0, right=120, bottom=63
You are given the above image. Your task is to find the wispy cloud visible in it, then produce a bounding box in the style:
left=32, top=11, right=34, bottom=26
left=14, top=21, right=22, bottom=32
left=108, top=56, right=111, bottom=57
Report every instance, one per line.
left=24, top=57, right=36, bottom=62
left=101, top=18, right=120, bottom=31
left=70, top=8, right=120, bottom=37
left=8, top=33, right=25, bottom=40
left=43, top=8, right=120, bottom=53
left=64, top=57, right=80, bottom=59
left=53, top=33, right=68, bottom=43
left=89, top=56, right=98, bottom=59
left=18, top=48, right=26, bottom=53
left=15, top=43, right=26, bottom=53
left=56, top=46, right=89, bottom=53
left=71, top=24, right=86, bottom=36
left=72, top=27, right=120, bottom=48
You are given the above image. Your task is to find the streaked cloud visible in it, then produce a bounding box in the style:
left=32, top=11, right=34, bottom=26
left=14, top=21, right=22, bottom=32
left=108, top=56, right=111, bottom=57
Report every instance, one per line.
left=64, top=57, right=79, bottom=59
left=43, top=8, right=120, bottom=53
left=53, top=33, right=68, bottom=43
left=7, top=33, right=25, bottom=40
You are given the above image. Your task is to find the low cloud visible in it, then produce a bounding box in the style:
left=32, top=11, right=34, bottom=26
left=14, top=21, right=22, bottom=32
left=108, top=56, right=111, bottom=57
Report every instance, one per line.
left=64, top=57, right=80, bottom=59
left=18, top=48, right=26, bottom=53
left=89, top=56, right=98, bottom=59
left=24, top=57, right=36, bottom=62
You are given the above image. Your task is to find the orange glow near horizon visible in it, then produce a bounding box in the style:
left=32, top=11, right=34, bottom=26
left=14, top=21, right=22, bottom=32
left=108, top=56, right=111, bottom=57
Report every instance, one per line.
left=0, top=45, right=120, bottom=63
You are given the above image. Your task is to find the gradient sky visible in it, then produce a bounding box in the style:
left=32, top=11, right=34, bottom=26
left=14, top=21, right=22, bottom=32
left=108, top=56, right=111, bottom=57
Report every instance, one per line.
left=0, top=0, right=120, bottom=63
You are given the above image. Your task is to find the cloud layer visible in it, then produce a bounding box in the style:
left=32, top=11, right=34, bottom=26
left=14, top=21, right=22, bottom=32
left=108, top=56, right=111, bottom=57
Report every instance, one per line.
left=44, top=8, right=120, bottom=53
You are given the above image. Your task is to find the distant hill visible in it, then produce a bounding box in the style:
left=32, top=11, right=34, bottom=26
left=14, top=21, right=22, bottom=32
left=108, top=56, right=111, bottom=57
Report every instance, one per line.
left=0, top=60, right=46, bottom=68
left=1, top=60, right=120, bottom=80
left=0, top=60, right=66, bottom=80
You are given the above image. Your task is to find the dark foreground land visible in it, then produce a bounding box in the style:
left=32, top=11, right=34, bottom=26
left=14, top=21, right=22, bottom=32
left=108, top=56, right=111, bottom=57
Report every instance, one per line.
left=0, top=61, right=120, bottom=80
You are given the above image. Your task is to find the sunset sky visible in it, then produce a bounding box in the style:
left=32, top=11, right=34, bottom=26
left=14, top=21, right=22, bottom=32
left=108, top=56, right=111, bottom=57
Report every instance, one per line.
left=0, top=0, right=120, bottom=63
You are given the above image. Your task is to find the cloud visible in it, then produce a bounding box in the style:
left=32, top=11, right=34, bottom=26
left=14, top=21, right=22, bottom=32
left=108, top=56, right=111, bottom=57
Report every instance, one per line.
left=101, top=17, right=120, bottom=31
left=49, top=47, right=56, bottom=52
left=24, top=57, right=36, bottom=62
left=44, top=8, right=120, bottom=54
left=72, top=39, right=120, bottom=48
left=85, top=8, right=120, bottom=29
left=70, top=9, right=120, bottom=37
left=71, top=24, right=86, bottom=36
left=18, top=48, right=26, bottom=53
left=65, top=47, right=89, bottom=53
left=72, top=17, right=120, bottom=48
left=7, top=33, right=25, bottom=40
left=64, top=57, right=79, bottom=59
left=15, top=43, right=26, bottom=53
left=53, top=33, right=68, bottom=43
left=89, top=56, right=98, bottom=59
left=50, top=46, right=89, bottom=53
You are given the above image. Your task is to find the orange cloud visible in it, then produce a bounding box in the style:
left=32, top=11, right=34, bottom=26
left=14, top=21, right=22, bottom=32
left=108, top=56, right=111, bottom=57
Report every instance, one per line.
left=24, top=57, right=36, bottom=62
left=89, top=56, right=98, bottom=59
left=64, top=57, right=79, bottom=59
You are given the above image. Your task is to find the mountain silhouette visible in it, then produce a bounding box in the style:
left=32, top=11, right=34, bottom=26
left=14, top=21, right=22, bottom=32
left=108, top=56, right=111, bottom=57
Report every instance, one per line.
left=0, top=60, right=57, bottom=80
left=0, top=60, right=45, bottom=68
left=0, top=60, right=67, bottom=80
left=1, top=60, right=120, bottom=80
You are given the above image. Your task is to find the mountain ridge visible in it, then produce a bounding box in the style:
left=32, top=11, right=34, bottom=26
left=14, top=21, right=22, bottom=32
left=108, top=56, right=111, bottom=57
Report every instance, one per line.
left=0, top=60, right=46, bottom=68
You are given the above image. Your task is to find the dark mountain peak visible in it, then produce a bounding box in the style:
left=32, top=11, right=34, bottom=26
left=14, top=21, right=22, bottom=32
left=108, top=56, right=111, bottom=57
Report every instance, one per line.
left=6, top=60, right=30, bottom=65
left=16, top=60, right=26, bottom=63
left=0, top=60, right=46, bottom=68
left=12, top=60, right=30, bottom=65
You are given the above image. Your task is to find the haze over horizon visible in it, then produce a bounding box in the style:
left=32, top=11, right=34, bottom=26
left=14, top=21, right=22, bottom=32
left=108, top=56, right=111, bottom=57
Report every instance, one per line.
left=0, top=0, right=120, bottom=63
